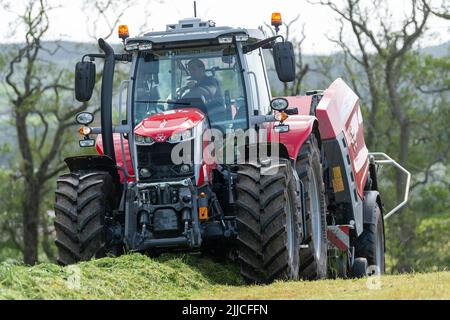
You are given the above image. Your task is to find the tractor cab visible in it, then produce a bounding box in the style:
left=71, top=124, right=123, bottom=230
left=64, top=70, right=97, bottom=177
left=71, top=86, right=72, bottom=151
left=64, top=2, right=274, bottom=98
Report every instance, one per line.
left=128, top=18, right=292, bottom=133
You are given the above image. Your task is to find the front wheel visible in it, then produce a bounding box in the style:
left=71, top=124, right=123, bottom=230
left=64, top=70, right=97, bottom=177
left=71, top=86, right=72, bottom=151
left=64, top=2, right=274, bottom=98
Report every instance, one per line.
left=296, top=136, right=328, bottom=280
left=235, top=159, right=302, bottom=284
left=54, top=171, right=117, bottom=265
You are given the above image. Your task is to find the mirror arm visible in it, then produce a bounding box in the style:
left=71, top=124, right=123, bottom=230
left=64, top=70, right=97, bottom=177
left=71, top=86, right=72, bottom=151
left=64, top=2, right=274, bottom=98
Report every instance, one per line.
left=250, top=115, right=276, bottom=126
left=82, top=53, right=132, bottom=62
left=90, top=125, right=132, bottom=135
left=243, top=35, right=284, bottom=54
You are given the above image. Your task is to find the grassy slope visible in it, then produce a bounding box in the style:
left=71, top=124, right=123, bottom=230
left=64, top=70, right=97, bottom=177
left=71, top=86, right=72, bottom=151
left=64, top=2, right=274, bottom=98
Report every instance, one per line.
left=0, top=253, right=448, bottom=300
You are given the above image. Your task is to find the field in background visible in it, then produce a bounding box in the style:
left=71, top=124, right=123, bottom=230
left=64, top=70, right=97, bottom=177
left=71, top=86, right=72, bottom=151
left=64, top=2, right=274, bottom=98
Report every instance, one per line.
left=0, top=253, right=448, bottom=300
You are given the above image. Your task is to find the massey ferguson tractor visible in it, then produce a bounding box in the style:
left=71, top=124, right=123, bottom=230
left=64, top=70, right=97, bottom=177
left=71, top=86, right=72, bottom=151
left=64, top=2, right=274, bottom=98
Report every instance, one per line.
left=54, top=13, right=410, bottom=283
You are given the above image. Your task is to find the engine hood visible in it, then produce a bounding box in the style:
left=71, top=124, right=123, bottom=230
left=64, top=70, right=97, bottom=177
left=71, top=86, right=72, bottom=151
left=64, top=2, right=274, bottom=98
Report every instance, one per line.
left=134, top=108, right=205, bottom=142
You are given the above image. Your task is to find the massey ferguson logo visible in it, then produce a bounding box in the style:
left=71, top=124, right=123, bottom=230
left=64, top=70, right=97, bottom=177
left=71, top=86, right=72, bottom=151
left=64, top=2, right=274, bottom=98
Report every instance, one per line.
left=155, top=134, right=166, bottom=142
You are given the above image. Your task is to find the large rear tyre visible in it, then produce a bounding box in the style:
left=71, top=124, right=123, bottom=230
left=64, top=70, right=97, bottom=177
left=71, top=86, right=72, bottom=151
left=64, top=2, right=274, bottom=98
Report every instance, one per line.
left=296, top=136, right=328, bottom=280
left=355, top=203, right=385, bottom=274
left=54, top=171, right=115, bottom=265
left=235, top=159, right=301, bottom=284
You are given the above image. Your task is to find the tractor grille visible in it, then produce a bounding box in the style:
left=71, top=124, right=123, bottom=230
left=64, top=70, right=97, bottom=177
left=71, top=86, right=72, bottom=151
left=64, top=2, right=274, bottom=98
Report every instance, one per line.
left=137, top=142, right=194, bottom=181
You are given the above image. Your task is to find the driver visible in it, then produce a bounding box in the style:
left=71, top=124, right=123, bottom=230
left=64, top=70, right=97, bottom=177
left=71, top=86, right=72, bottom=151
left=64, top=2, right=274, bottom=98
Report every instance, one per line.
left=186, top=59, right=222, bottom=102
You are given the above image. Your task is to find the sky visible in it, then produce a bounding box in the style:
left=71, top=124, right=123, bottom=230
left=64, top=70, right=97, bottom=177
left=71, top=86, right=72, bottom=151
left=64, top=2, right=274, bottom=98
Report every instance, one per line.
left=0, top=0, right=448, bottom=55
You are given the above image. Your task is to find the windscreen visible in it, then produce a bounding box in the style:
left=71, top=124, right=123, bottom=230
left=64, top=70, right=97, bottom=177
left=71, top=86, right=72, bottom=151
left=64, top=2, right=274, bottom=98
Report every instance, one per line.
left=133, top=45, right=248, bottom=132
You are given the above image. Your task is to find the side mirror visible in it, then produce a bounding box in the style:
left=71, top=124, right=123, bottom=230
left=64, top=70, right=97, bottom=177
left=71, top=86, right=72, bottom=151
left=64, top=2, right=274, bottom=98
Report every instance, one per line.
left=270, top=98, right=289, bottom=112
left=273, top=41, right=296, bottom=82
left=75, top=61, right=96, bottom=102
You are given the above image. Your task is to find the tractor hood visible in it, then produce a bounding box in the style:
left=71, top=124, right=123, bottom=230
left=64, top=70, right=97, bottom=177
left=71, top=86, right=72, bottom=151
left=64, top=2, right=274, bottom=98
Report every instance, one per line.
left=134, top=108, right=205, bottom=142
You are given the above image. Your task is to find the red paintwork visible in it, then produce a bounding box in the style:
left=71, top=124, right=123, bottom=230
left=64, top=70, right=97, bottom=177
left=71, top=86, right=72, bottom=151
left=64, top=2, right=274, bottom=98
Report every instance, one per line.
left=264, top=95, right=316, bottom=160
left=284, top=95, right=313, bottom=116
left=134, top=108, right=205, bottom=142
left=316, top=78, right=358, bottom=140
left=315, top=78, right=369, bottom=199
left=96, top=108, right=208, bottom=185
left=267, top=115, right=316, bottom=160
left=342, top=102, right=369, bottom=199
left=96, top=134, right=135, bottom=183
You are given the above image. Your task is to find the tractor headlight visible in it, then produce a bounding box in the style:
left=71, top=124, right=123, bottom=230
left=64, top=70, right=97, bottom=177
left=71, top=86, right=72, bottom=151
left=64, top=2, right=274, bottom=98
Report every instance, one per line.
left=75, top=112, right=94, bottom=125
left=135, top=134, right=155, bottom=145
left=168, top=129, right=193, bottom=144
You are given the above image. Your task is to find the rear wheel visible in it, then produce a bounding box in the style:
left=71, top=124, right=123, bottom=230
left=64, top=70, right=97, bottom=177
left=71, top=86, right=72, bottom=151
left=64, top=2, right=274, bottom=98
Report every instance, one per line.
left=235, top=159, right=301, bottom=284
left=355, top=203, right=385, bottom=274
left=54, top=171, right=116, bottom=265
left=296, top=136, right=328, bottom=280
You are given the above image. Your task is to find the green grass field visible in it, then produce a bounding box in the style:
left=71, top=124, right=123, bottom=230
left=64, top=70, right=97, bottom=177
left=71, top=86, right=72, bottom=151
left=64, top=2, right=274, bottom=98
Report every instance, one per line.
left=0, top=253, right=448, bottom=300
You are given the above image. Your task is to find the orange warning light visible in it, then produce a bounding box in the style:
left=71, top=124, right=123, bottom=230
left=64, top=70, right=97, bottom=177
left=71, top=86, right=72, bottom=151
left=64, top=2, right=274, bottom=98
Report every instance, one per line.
left=118, top=25, right=129, bottom=40
left=271, top=12, right=282, bottom=27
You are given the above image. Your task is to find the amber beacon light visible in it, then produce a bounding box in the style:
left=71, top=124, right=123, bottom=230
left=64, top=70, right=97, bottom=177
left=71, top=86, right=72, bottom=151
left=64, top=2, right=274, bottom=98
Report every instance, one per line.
left=271, top=12, right=282, bottom=33
left=118, top=25, right=129, bottom=40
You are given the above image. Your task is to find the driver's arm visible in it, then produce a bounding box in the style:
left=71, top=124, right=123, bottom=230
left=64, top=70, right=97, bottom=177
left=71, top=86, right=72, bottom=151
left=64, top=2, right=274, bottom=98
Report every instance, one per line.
left=199, top=77, right=219, bottom=98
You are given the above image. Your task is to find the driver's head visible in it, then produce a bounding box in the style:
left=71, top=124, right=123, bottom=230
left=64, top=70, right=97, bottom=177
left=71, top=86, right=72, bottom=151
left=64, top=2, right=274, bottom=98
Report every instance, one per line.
left=188, top=59, right=206, bottom=81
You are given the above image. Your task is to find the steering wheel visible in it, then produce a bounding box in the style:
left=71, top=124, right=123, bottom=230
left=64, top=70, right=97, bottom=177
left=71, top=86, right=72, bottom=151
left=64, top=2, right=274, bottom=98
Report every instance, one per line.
left=177, top=85, right=190, bottom=99
left=180, top=85, right=211, bottom=101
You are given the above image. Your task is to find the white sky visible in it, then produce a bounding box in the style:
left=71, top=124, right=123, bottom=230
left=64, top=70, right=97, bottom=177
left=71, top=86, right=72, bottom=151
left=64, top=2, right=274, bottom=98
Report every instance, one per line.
left=0, top=0, right=449, bottom=54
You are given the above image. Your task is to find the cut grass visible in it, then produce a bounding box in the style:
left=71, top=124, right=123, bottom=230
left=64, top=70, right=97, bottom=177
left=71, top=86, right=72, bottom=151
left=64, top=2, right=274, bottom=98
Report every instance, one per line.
left=0, top=253, right=448, bottom=300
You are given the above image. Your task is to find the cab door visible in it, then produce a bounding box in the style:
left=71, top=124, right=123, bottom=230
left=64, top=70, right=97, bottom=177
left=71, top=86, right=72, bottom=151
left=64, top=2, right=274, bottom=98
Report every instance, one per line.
left=244, top=48, right=272, bottom=117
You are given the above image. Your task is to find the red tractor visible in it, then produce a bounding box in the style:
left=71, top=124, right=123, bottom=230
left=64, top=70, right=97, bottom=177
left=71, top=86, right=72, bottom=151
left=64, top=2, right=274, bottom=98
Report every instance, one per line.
left=55, top=14, right=410, bottom=283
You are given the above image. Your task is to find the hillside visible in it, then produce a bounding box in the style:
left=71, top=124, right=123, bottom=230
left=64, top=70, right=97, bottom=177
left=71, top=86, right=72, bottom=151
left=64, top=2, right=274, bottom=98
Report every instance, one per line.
left=0, top=254, right=448, bottom=300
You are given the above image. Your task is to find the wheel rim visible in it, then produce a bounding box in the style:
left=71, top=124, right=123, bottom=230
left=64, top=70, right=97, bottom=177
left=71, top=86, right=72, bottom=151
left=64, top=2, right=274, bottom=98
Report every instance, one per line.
left=285, top=190, right=295, bottom=263
left=309, top=168, right=322, bottom=261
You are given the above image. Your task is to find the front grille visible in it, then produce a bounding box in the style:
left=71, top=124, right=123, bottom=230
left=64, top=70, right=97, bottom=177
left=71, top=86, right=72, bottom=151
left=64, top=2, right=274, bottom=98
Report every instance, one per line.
left=137, top=142, right=194, bottom=181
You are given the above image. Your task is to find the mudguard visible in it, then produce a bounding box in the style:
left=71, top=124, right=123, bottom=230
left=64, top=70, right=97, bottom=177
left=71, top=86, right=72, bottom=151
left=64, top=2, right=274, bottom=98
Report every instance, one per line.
left=267, top=115, right=317, bottom=160
left=362, top=190, right=386, bottom=250
left=362, top=191, right=382, bottom=225
left=64, top=155, right=121, bottom=186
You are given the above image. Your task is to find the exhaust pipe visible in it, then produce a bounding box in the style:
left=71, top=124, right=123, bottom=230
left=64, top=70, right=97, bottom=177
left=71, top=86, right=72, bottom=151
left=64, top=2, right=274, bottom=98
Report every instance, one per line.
left=98, top=38, right=116, bottom=163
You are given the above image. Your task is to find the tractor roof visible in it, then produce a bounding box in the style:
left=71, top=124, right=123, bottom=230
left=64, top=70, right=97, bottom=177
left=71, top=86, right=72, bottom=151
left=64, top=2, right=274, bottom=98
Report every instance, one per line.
left=127, top=18, right=265, bottom=45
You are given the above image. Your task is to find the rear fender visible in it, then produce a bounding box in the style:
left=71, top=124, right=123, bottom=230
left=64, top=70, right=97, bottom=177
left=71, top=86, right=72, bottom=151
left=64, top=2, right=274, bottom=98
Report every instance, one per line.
left=362, top=190, right=385, bottom=249
left=363, top=191, right=383, bottom=225
left=267, top=115, right=317, bottom=160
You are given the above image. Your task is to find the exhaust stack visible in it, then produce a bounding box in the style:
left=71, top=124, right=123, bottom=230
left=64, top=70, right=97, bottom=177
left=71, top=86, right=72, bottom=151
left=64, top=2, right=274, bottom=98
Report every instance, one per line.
left=98, top=38, right=116, bottom=163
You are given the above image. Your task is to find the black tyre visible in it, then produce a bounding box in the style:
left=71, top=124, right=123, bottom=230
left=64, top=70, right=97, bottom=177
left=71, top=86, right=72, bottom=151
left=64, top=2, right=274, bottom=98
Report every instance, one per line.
left=355, top=203, right=385, bottom=274
left=350, top=257, right=368, bottom=278
left=235, top=159, right=301, bottom=284
left=296, top=136, right=328, bottom=280
left=54, top=171, right=114, bottom=265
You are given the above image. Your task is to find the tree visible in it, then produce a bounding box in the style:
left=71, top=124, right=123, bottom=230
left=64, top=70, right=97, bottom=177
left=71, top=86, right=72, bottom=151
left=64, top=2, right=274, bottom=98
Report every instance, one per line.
left=3, top=0, right=90, bottom=264
left=423, top=0, right=450, bottom=19
left=1, top=0, right=160, bottom=265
